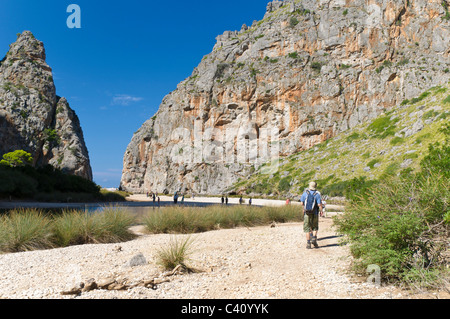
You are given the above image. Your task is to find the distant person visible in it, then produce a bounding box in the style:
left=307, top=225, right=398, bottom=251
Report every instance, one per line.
left=174, top=192, right=178, bottom=204
left=239, top=196, right=243, bottom=205
left=225, top=196, right=229, bottom=205
left=322, top=195, right=328, bottom=217
left=249, top=197, right=252, bottom=206
left=181, top=194, right=185, bottom=204
left=286, top=198, right=291, bottom=205
left=153, top=192, right=156, bottom=203
left=300, top=182, right=323, bottom=249
left=221, top=196, right=224, bottom=205
left=158, top=196, right=160, bottom=207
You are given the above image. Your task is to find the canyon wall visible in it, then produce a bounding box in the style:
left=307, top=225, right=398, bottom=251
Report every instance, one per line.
left=121, top=0, right=450, bottom=194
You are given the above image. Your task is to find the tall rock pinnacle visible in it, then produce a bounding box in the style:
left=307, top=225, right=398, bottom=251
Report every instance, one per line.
left=0, top=31, right=93, bottom=181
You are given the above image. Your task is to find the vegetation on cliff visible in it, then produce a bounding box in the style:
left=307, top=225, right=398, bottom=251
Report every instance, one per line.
left=231, top=83, right=450, bottom=199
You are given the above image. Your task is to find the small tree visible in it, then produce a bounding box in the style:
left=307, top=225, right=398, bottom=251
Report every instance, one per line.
left=0, top=150, right=33, bottom=167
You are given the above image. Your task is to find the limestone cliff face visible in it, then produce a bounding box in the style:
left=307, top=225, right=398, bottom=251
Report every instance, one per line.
left=121, top=0, right=450, bottom=195
left=0, top=31, right=92, bottom=180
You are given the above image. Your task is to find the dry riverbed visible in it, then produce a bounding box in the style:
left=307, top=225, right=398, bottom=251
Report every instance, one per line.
left=0, top=211, right=446, bottom=299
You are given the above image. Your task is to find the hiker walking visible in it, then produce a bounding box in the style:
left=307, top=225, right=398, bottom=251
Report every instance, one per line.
left=300, top=182, right=324, bottom=249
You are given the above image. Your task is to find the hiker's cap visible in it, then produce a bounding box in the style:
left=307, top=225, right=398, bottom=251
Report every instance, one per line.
left=309, top=182, right=317, bottom=190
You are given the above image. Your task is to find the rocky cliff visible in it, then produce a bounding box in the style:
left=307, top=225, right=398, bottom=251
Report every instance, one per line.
left=0, top=31, right=92, bottom=180
left=121, top=0, right=450, bottom=195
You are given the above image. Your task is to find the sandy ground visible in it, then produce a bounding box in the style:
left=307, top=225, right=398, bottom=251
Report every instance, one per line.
left=0, top=196, right=447, bottom=300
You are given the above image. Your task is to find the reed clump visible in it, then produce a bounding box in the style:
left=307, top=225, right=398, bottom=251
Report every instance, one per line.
left=143, top=204, right=302, bottom=234
left=0, top=207, right=136, bottom=253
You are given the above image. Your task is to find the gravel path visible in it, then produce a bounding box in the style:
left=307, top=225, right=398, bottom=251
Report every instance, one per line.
left=0, top=197, right=447, bottom=299
left=0, top=217, right=435, bottom=300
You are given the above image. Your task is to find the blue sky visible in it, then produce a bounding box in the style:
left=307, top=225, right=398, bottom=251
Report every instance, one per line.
left=0, top=0, right=269, bottom=188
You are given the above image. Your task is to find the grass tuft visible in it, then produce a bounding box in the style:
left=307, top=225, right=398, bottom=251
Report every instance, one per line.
left=156, top=236, right=195, bottom=271
left=0, top=207, right=137, bottom=252
left=0, top=210, right=54, bottom=252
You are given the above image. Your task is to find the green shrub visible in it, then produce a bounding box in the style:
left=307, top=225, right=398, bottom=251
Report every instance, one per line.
left=443, top=95, right=450, bottom=104
left=415, top=133, right=431, bottom=144
left=288, top=52, right=299, bottom=59
left=390, top=136, right=404, bottom=145
left=0, top=167, right=38, bottom=197
left=322, top=177, right=378, bottom=200
left=215, top=63, right=229, bottom=78
left=289, top=17, right=299, bottom=27
left=410, top=91, right=430, bottom=104
left=43, top=128, right=60, bottom=146
left=420, top=123, right=449, bottom=179
left=0, top=150, right=33, bottom=167
left=250, top=67, right=260, bottom=78
left=99, top=189, right=130, bottom=201
left=334, top=172, right=449, bottom=284
left=382, top=162, right=400, bottom=177
left=397, top=58, right=409, bottom=66
left=382, top=60, right=393, bottom=67
left=368, top=116, right=399, bottom=138
left=311, top=62, right=322, bottom=72
left=0, top=164, right=101, bottom=200
left=346, top=132, right=361, bottom=143
left=334, top=126, right=449, bottom=286
left=367, top=158, right=381, bottom=169
left=400, top=99, right=410, bottom=106
left=444, top=10, right=450, bottom=20
left=278, top=176, right=292, bottom=192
